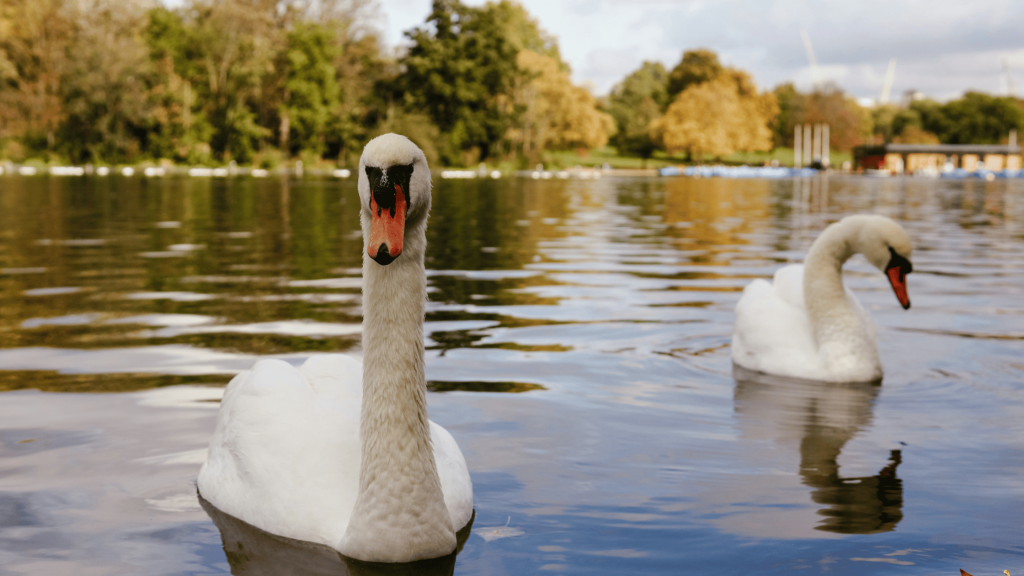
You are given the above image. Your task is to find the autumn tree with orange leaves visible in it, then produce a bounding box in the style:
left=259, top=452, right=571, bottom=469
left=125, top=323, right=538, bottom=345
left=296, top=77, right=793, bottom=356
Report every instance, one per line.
left=650, top=59, right=777, bottom=162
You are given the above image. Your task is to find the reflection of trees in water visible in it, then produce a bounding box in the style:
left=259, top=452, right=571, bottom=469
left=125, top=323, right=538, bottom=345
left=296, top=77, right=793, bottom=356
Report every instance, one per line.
left=427, top=179, right=570, bottom=272
left=660, top=178, right=771, bottom=259
left=733, top=366, right=904, bottom=534
left=199, top=494, right=474, bottom=576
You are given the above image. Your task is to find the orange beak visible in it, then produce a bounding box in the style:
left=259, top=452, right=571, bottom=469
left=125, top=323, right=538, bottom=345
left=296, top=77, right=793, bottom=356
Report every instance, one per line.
left=367, top=183, right=406, bottom=265
left=886, top=265, right=910, bottom=309
left=884, top=247, right=912, bottom=310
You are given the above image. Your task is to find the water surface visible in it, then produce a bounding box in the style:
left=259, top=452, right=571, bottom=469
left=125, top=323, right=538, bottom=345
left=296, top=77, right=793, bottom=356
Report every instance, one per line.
left=1, top=173, right=1022, bottom=574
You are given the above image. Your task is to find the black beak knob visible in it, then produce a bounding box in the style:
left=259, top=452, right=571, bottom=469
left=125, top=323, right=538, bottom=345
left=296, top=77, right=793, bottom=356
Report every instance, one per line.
left=372, top=244, right=396, bottom=266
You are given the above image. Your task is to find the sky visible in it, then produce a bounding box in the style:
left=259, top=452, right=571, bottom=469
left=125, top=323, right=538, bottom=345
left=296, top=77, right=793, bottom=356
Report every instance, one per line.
left=374, top=0, right=1024, bottom=102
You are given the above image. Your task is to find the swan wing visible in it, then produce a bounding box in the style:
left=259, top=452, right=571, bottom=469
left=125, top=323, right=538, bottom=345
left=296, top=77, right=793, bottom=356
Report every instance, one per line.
left=430, top=420, right=474, bottom=531
left=198, top=357, right=362, bottom=547
left=200, top=354, right=473, bottom=547
left=732, top=265, right=824, bottom=380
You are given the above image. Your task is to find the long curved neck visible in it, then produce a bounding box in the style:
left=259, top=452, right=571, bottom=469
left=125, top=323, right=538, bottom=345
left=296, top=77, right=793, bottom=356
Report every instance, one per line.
left=803, top=220, right=858, bottom=345
left=342, top=216, right=456, bottom=561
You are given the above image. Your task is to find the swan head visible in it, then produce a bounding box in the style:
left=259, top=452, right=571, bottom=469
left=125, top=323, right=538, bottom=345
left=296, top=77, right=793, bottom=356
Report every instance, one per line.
left=846, top=215, right=914, bottom=309
left=358, top=133, right=432, bottom=266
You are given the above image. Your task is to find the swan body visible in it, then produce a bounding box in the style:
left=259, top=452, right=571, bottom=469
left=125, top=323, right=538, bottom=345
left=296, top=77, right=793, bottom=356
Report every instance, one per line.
left=732, top=215, right=913, bottom=383
left=198, top=134, right=473, bottom=563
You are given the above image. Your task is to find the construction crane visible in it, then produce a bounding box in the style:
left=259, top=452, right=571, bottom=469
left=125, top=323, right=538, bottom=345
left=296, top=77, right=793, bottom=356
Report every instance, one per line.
left=800, top=30, right=822, bottom=90
left=1003, top=58, right=1016, bottom=97
left=879, top=58, right=897, bottom=104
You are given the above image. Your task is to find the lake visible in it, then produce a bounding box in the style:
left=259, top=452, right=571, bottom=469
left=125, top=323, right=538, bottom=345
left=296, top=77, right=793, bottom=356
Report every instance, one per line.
left=0, top=173, right=1022, bottom=575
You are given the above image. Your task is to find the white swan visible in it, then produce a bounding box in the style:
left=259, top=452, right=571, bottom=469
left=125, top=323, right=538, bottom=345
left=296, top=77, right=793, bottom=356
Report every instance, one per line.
left=197, top=134, right=473, bottom=563
left=731, top=214, right=913, bottom=383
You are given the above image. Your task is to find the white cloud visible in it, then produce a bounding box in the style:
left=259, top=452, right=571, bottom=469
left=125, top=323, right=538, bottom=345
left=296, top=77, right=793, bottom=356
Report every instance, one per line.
left=377, top=0, right=1024, bottom=99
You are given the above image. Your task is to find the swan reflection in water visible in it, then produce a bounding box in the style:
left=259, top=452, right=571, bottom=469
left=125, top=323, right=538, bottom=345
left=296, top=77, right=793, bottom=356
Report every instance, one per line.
left=199, top=495, right=474, bottom=576
left=732, top=366, right=903, bottom=534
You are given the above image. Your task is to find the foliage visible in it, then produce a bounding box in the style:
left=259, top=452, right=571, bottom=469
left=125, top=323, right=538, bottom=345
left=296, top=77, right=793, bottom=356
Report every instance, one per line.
left=7, top=0, right=1019, bottom=167
left=606, top=61, right=668, bottom=162
left=0, top=0, right=78, bottom=157
left=280, top=22, right=341, bottom=158
left=892, top=125, right=940, bottom=144
left=772, top=83, right=870, bottom=151
left=399, top=0, right=525, bottom=165
left=59, top=1, right=154, bottom=163
left=771, top=82, right=799, bottom=148
left=651, top=69, right=777, bottom=161
left=508, top=50, right=614, bottom=160
left=924, top=93, right=1024, bottom=144
left=397, top=0, right=609, bottom=166
left=666, top=49, right=723, bottom=102
left=0, top=0, right=384, bottom=165
left=870, top=93, right=1023, bottom=145
left=368, top=105, right=442, bottom=168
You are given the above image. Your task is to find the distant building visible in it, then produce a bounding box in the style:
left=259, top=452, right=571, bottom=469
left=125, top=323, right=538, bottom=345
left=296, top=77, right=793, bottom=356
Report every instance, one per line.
left=852, top=143, right=1022, bottom=173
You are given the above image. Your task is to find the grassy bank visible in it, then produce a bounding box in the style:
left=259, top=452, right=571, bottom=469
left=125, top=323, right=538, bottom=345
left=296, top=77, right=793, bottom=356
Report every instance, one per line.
left=4, top=146, right=855, bottom=174
left=537, top=147, right=853, bottom=170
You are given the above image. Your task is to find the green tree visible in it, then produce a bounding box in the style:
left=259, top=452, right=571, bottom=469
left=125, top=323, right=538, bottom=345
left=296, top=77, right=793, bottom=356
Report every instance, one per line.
left=607, top=61, right=668, bottom=163
left=931, top=92, right=1023, bottom=144
left=771, top=82, right=800, bottom=147
left=890, top=107, right=922, bottom=139
left=400, top=0, right=525, bottom=165
left=58, top=0, right=156, bottom=163
left=666, top=49, right=723, bottom=103
left=870, top=104, right=898, bottom=143
left=280, top=22, right=340, bottom=158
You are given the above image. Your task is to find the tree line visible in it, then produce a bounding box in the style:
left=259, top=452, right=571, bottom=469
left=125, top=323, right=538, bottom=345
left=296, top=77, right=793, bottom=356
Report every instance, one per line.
left=0, top=0, right=612, bottom=168
left=607, top=49, right=1024, bottom=165
left=2, top=0, right=1023, bottom=168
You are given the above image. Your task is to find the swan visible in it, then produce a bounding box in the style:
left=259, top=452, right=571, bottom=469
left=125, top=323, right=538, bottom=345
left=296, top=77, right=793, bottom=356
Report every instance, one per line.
left=197, top=134, right=473, bottom=563
left=731, top=214, right=913, bottom=383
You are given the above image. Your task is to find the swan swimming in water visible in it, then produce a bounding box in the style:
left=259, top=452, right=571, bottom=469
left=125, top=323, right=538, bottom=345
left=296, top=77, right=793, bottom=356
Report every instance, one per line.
left=731, top=214, right=913, bottom=383
left=198, top=134, right=473, bottom=563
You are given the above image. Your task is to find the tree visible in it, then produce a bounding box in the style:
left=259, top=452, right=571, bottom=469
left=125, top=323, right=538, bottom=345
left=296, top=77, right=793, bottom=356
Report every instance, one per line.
left=892, top=125, right=939, bottom=144
left=797, top=86, right=871, bottom=151
left=651, top=70, right=776, bottom=161
left=771, top=82, right=800, bottom=147
left=58, top=0, right=155, bottom=163
left=607, top=61, right=668, bottom=163
left=870, top=104, right=899, bottom=143
left=0, top=0, right=77, bottom=158
left=726, top=69, right=779, bottom=153
left=871, top=93, right=1023, bottom=146
left=773, top=83, right=870, bottom=151
left=666, top=49, right=723, bottom=103
left=929, top=92, right=1023, bottom=144
left=399, top=0, right=524, bottom=165
left=280, top=22, right=340, bottom=158
left=510, top=49, right=614, bottom=159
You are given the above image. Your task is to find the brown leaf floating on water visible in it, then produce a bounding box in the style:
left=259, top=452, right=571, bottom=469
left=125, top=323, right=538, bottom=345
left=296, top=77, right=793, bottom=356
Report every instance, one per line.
left=960, top=571, right=972, bottom=576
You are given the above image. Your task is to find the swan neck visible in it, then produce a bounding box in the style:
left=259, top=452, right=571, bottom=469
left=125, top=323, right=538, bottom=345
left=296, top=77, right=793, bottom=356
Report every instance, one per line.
left=359, top=221, right=432, bottom=467
left=343, top=219, right=456, bottom=560
left=360, top=224, right=428, bottom=422
left=803, top=221, right=857, bottom=336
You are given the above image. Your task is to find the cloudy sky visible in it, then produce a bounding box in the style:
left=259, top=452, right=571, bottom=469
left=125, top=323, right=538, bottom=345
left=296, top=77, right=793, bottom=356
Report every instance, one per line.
left=375, top=0, right=1024, bottom=102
